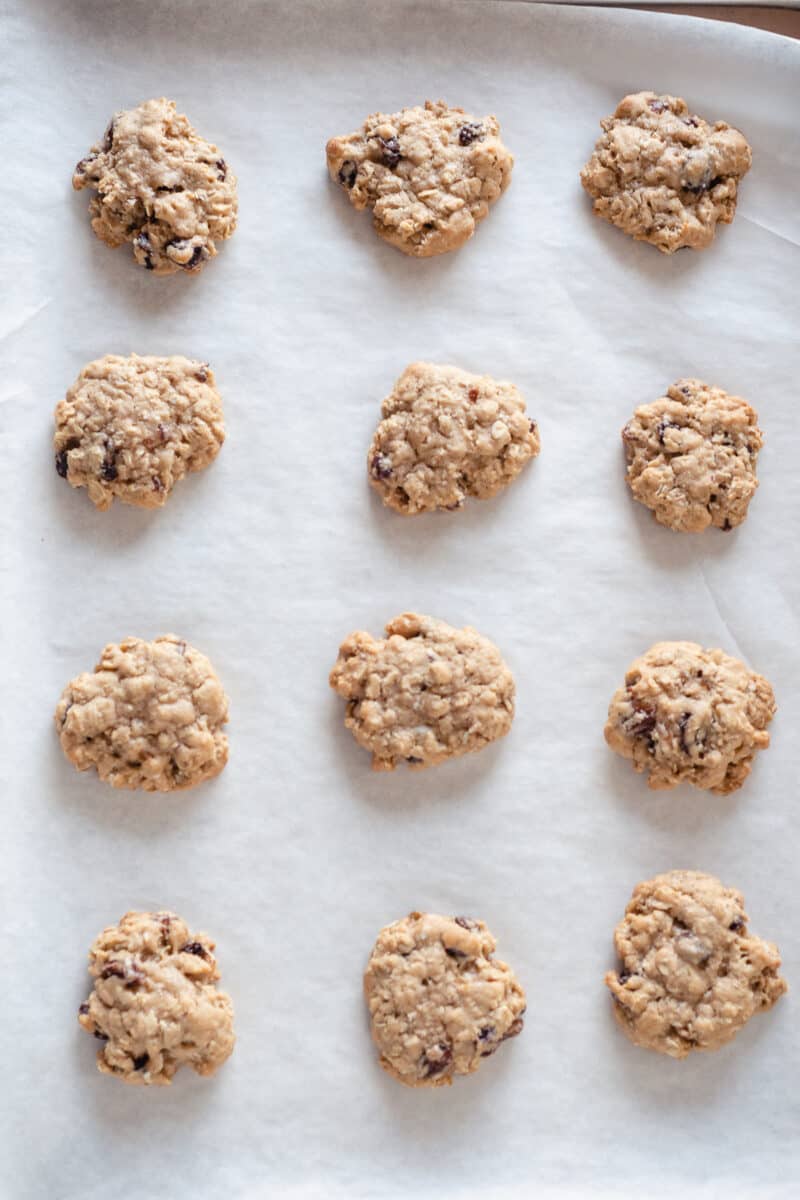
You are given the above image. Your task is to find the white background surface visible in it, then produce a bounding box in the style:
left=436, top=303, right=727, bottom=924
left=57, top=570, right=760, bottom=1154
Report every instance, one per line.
left=2, top=1, right=799, bottom=1197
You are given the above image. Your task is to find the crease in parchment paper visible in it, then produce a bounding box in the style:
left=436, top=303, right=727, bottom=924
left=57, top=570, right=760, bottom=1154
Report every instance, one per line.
left=739, top=213, right=800, bottom=250
left=696, top=558, right=747, bottom=662
left=0, top=298, right=51, bottom=341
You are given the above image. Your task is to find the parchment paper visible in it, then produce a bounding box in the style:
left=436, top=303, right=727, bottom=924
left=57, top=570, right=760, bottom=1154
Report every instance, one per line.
left=2, top=2, right=799, bottom=1197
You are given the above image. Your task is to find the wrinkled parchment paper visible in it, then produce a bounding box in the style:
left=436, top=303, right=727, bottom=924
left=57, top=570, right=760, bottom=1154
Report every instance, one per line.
left=2, top=2, right=799, bottom=1197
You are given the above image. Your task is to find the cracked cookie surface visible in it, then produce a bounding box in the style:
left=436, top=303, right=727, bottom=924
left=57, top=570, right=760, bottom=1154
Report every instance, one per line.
left=79, top=910, right=235, bottom=1085
left=329, top=613, right=514, bottom=770
left=580, top=91, right=751, bottom=253
left=56, top=635, right=229, bottom=791
left=326, top=99, right=513, bottom=257
left=622, top=379, right=762, bottom=533
left=365, top=912, right=526, bottom=1087
left=368, top=362, right=540, bottom=514
left=605, top=641, right=775, bottom=794
left=606, top=871, right=786, bottom=1058
left=73, top=98, right=237, bottom=274
left=54, top=354, right=225, bottom=510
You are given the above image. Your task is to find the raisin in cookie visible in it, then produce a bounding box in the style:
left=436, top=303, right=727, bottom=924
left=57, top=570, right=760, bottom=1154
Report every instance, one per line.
left=580, top=92, right=751, bottom=253
left=55, top=354, right=225, bottom=510
left=79, top=910, right=235, bottom=1085
left=368, top=362, right=540, bottom=514
left=605, top=641, right=775, bottom=794
left=365, top=912, right=526, bottom=1087
left=55, top=635, right=229, bottom=791
left=606, top=871, right=786, bottom=1058
left=329, top=613, right=514, bottom=770
left=326, top=99, right=513, bottom=257
left=73, top=98, right=237, bottom=274
left=622, top=379, right=762, bottom=533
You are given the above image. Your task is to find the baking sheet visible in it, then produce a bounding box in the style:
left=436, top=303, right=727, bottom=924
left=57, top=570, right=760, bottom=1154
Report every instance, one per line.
left=531, top=2, right=800, bottom=8
left=2, top=1, right=800, bottom=1197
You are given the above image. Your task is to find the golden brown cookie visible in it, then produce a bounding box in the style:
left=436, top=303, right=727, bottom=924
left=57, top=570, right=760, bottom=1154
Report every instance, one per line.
left=365, top=912, right=526, bottom=1087
left=54, top=354, right=225, bottom=510
left=622, top=379, right=762, bottom=533
left=329, top=613, right=514, bottom=770
left=79, top=910, right=235, bottom=1085
left=326, top=99, right=513, bottom=256
left=73, top=98, right=237, bottom=274
left=580, top=92, right=751, bottom=253
left=55, top=635, right=229, bottom=791
left=606, top=871, right=786, bottom=1058
left=368, top=362, right=540, bottom=514
left=605, top=641, right=775, bottom=794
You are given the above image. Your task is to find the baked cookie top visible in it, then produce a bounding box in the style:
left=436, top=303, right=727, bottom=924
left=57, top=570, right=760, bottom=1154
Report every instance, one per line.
left=326, top=99, right=513, bottom=257
left=368, top=362, right=540, bottom=514
left=55, top=354, right=225, bottom=510
left=580, top=91, right=751, bottom=253
left=73, top=98, right=237, bottom=274
left=329, top=612, right=514, bottom=771
left=364, top=912, right=526, bottom=1087
left=605, top=641, right=775, bottom=794
left=622, top=379, right=762, bottom=533
left=606, top=871, right=786, bottom=1058
left=79, top=910, right=235, bottom=1085
left=55, top=635, right=229, bottom=792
